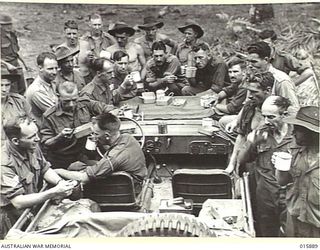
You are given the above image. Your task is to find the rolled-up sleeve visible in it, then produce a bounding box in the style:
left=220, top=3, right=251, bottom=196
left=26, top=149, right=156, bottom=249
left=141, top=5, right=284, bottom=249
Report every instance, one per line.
left=0, top=166, right=25, bottom=205
left=86, top=147, right=128, bottom=179
left=37, top=148, right=52, bottom=175
left=39, top=117, right=69, bottom=150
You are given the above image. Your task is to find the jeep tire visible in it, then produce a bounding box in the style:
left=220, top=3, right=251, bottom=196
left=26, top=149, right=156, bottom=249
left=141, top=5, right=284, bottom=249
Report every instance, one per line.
left=117, top=213, right=214, bottom=237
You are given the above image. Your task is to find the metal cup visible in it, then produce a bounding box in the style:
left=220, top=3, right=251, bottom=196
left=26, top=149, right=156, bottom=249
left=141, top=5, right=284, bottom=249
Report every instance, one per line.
left=136, top=82, right=144, bottom=89
left=85, top=136, right=97, bottom=151
left=130, top=71, right=141, bottom=82
left=156, top=89, right=166, bottom=100
left=181, top=65, right=187, bottom=75
left=158, top=122, right=168, bottom=134
left=185, top=66, right=197, bottom=78
left=274, top=152, right=292, bottom=171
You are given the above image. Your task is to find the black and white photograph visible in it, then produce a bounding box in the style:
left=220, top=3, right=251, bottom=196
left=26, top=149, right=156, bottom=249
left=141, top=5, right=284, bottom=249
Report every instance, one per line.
left=0, top=0, right=319, bottom=246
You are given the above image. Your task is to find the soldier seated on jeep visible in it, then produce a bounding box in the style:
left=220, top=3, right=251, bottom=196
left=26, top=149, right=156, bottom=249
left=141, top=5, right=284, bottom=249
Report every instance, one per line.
left=54, top=112, right=147, bottom=191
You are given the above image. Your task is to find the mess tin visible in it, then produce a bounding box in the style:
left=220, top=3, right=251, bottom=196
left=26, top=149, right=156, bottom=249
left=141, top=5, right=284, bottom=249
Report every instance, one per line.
left=156, top=92, right=174, bottom=106
left=156, top=96, right=173, bottom=106
left=73, top=122, right=92, bottom=139
left=140, top=92, right=156, bottom=104
left=200, top=95, right=217, bottom=108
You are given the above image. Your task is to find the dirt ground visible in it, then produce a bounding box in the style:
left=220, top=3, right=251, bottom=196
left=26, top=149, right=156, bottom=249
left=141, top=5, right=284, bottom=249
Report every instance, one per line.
left=1, top=2, right=320, bottom=74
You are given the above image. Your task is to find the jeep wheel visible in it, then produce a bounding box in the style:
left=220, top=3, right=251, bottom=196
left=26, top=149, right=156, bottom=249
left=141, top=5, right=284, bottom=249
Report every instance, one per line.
left=117, top=213, right=215, bottom=237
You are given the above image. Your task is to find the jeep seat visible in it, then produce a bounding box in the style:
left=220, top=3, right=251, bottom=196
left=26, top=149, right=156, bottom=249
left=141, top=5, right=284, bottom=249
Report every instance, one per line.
left=83, top=171, right=153, bottom=212
left=172, top=169, right=233, bottom=211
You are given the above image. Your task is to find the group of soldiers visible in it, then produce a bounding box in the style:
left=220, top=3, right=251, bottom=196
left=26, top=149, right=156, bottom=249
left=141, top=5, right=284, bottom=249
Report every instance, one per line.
left=1, top=10, right=319, bottom=239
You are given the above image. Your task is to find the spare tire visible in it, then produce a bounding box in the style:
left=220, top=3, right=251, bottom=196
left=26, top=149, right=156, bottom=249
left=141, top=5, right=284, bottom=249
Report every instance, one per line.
left=117, top=213, right=215, bottom=237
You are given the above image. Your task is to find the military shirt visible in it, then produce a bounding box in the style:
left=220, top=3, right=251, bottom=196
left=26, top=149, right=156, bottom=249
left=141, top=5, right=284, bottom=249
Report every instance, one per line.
left=1, top=142, right=51, bottom=207
left=175, top=40, right=208, bottom=65
left=1, top=31, right=19, bottom=65
left=145, top=54, right=181, bottom=89
left=192, top=57, right=230, bottom=93
left=287, top=146, right=320, bottom=228
left=111, top=70, right=137, bottom=101
left=242, top=125, right=294, bottom=171
left=86, top=134, right=147, bottom=182
left=225, top=86, right=247, bottom=114
left=41, top=97, right=114, bottom=163
left=175, top=42, right=192, bottom=65
left=239, top=125, right=295, bottom=208
left=80, top=77, right=117, bottom=106
left=25, top=76, right=58, bottom=125
left=268, top=65, right=300, bottom=116
left=1, top=93, right=32, bottom=142
left=80, top=31, right=116, bottom=58
left=55, top=69, right=86, bottom=91
left=112, top=68, right=129, bottom=90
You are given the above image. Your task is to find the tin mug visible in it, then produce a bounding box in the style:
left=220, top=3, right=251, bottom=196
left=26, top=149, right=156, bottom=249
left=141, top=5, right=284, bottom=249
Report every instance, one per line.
left=156, top=89, right=166, bottom=100
left=185, top=66, right=197, bottom=78
left=274, top=152, right=292, bottom=171
left=200, top=96, right=210, bottom=107
left=158, top=122, right=168, bottom=134
left=181, top=65, right=187, bottom=75
left=130, top=71, right=141, bottom=82
left=85, top=136, right=97, bottom=151
left=136, top=82, right=144, bottom=89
